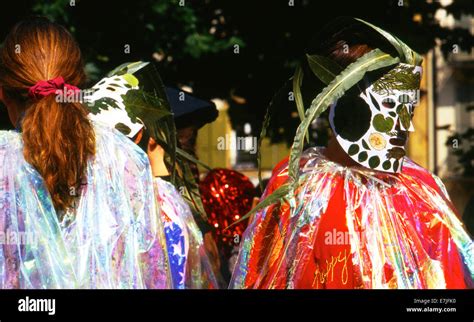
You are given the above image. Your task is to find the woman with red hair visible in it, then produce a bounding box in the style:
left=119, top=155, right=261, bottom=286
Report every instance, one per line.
left=0, top=17, right=171, bottom=288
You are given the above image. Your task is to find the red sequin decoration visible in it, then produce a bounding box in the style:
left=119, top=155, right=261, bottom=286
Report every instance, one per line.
left=199, top=168, right=257, bottom=257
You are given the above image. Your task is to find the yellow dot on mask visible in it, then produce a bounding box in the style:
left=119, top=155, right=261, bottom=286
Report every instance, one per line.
left=369, top=133, right=387, bottom=150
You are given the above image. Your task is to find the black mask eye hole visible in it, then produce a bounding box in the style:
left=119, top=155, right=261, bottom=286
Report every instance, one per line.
left=382, top=98, right=396, bottom=109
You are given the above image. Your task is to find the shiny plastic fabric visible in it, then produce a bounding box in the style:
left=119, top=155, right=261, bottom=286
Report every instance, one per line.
left=0, top=120, right=172, bottom=289
left=230, top=147, right=474, bottom=289
left=155, top=178, right=219, bottom=289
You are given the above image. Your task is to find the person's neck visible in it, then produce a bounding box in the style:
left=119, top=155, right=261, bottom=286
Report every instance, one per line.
left=323, top=136, right=360, bottom=168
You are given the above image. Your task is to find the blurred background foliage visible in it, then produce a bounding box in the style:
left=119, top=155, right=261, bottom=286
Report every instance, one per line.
left=0, top=0, right=472, bottom=147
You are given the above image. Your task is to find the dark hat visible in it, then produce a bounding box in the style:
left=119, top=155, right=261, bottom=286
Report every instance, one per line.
left=165, top=87, right=218, bottom=130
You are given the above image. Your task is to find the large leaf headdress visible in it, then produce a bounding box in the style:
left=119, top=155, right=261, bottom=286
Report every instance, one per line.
left=246, top=17, right=423, bottom=223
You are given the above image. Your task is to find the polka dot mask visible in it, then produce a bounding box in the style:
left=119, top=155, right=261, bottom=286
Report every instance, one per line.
left=329, top=63, right=422, bottom=173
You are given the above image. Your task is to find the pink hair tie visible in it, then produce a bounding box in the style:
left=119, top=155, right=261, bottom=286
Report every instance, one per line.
left=28, top=76, right=80, bottom=100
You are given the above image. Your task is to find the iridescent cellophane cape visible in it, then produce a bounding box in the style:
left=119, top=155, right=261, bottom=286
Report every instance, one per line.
left=0, top=120, right=172, bottom=289
left=85, top=61, right=219, bottom=289
left=155, top=178, right=218, bottom=289
left=230, top=148, right=474, bottom=289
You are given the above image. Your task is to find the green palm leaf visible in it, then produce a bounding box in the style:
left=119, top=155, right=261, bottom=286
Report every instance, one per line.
left=292, top=65, right=305, bottom=122
left=355, top=18, right=422, bottom=66
left=228, top=183, right=290, bottom=228
left=257, top=103, right=272, bottom=193
left=306, top=54, right=343, bottom=85
left=256, top=79, right=292, bottom=192
left=176, top=147, right=212, bottom=172
left=293, top=65, right=310, bottom=144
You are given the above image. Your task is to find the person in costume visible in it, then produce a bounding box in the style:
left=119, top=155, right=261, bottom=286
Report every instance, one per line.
left=230, top=17, right=474, bottom=289
left=165, top=87, right=218, bottom=183
left=164, top=87, right=225, bottom=286
left=0, top=17, right=172, bottom=288
left=88, top=62, right=219, bottom=289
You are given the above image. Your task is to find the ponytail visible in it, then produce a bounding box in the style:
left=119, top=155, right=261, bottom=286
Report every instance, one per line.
left=0, top=17, right=96, bottom=213
left=21, top=95, right=95, bottom=212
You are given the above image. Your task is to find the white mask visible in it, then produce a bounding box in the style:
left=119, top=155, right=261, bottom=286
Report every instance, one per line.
left=88, top=74, right=144, bottom=138
left=329, top=63, right=422, bottom=173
